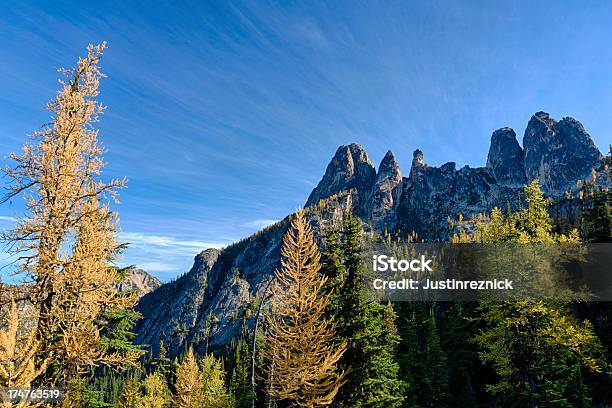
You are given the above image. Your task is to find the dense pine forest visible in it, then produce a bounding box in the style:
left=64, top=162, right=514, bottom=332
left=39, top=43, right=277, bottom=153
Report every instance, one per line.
left=1, top=44, right=611, bottom=408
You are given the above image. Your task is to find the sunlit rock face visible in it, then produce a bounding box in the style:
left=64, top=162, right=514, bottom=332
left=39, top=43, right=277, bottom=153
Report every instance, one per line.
left=305, top=143, right=376, bottom=215
left=136, top=248, right=227, bottom=354
left=523, top=112, right=602, bottom=193
left=303, top=113, right=605, bottom=240
left=368, top=150, right=403, bottom=230
left=486, top=127, right=526, bottom=187
left=396, top=151, right=503, bottom=241
left=115, top=268, right=161, bottom=296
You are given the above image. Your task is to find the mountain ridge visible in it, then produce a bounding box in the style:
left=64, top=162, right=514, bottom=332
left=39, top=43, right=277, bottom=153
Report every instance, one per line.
left=135, top=111, right=609, bottom=356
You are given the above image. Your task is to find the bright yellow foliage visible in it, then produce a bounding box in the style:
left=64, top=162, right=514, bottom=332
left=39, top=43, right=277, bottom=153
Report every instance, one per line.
left=174, top=348, right=203, bottom=408
left=2, top=43, right=141, bottom=388
left=265, top=210, right=346, bottom=407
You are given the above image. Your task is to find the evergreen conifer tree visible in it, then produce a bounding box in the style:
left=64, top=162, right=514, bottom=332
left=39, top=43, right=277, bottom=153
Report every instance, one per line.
left=582, top=152, right=612, bottom=242
left=398, top=304, right=448, bottom=408
left=335, top=215, right=405, bottom=407
left=440, top=303, right=480, bottom=408
left=583, top=187, right=611, bottom=243
left=229, top=339, right=252, bottom=408
left=357, top=302, right=405, bottom=407
left=320, top=225, right=346, bottom=316
left=154, top=340, right=172, bottom=380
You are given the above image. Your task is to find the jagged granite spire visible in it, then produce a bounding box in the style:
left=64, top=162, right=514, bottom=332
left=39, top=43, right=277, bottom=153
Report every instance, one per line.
left=305, top=143, right=376, bottom=213
left=409, top=149, right=426, bottom=178
left=523, top=112, right=601, bottom=192
left=377, top=150, right=402, bottom=181
left=486, top=127, right=526, bottom=186
left=368, top=150, right=403, bottom=229
left=412, top=149, right=425, bottom=167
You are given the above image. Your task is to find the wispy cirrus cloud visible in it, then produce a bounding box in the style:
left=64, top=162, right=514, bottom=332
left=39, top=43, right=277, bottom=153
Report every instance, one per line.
left=119, top=232, right=229, bottom=256
left=137, top=261, right=183, bottom=273
left=242, top=219, right=278, bottom=229
left=116, top=231, right=235, bottom=281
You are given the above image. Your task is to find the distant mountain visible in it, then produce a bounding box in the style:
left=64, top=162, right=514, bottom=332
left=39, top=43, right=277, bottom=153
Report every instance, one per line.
left=135, top=112, right=609, bottom=357
left=116, top=267, right=161, bottom=296
left=2, top=268, right=160, bottom=326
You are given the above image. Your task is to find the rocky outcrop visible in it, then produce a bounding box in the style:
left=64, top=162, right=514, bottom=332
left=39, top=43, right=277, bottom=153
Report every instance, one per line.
left=523, top=112, right=602, bottom=193
left=115, top=268, right=161, bottom=296
left=305, top=143, right=376, bottom=215
left=302, top=113, right=605, bottom=239
left=396, top=152, right=514, bottom=241
left=136, top=248, right=224, bottom=353
left=410, top=149, right=426, bottom=177
left=135, top=215, right=301, bottom=356
left=368, top=150, right=403, bottom=230
left=486, top=127, right=526, bottom=187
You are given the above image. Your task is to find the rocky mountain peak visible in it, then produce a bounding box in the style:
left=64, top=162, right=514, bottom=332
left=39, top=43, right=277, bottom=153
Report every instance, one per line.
left=114, top=267, right=161, bottom=296
left=523, top=112, right=601, bottom=192
left=368, top=150, right=403, bottom=229
left=136, top=111, right=609, bottom=356
left=412, top=149, right=425, bottom=167
left=486, top=127, right=526, bottom=186
left=195, top=248, right=221, bottom=270
left=377, top=150, right=402, bottom=182
left=409, top=149, right=426, bottom=178
left=305, top=143, right=376, bottom=212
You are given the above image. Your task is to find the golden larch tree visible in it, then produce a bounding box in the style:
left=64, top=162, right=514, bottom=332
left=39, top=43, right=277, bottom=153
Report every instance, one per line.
left=174, top=347, right=204, bottom=408
left=265, top=210, right=346, bottom=407
left=0, top=296, right=49, bottom=408
left=141, top=372, right=171, bottom=408
left=1, top=42, right=141, bottom=387
left=199, top=354, right=229, bottom=407
left=117, top=377, right=144, bottom=408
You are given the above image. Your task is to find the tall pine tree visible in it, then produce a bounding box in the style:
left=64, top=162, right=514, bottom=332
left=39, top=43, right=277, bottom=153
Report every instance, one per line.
left=335, top=215, right=405, bottom=407
left=397, top=303, right=448, bottom=408
left=265, top=210, right=346, bottom=407
left=1, top=42, right=142, bottom=390
left=229, top=339, right=252, bottom=408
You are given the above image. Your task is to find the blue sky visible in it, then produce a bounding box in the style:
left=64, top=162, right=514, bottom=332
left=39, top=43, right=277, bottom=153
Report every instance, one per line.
left=1, top=1, right=611, bottom=281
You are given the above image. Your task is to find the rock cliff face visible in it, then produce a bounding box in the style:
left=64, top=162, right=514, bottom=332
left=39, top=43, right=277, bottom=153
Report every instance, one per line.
left=397, top=152, right=501, bottom=240
left=367, top=150, right=403, bottom=230
left=115, top=268, right=161, bottom=296
left=305, top=143, right=376, bottom=215
left=136, top=249, right=225, bottom=352
left=486, top=127, right=526, bottom=187
left=135, top=112, right=608, bottom=356
left=136, top=219, right=298, bottom=355
left=523, top=112, right=602, bottom=193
